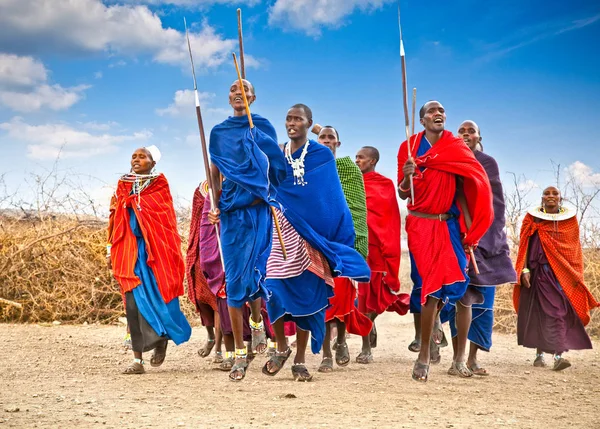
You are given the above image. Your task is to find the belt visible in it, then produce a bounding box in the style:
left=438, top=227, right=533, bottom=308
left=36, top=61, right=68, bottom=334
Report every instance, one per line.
left=408, top=210, right=454, bottom=221
left=250, top=198, right=264, bottom=207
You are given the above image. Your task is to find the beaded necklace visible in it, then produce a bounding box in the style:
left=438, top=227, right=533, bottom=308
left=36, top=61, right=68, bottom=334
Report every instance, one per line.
left=285, top=140, right=309, bottom=186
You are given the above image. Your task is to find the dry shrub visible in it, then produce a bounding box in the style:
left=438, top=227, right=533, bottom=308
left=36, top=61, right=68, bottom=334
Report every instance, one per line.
left=0, top=215, right=121, bottom=323
left=0, top=211, right=199, bottom=325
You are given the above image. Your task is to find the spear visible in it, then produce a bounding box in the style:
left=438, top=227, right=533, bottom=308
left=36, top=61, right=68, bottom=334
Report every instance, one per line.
left=232, top=52, right=287, bottom=260
left=398, top=3, right=415, bottom=203
left=237, top=8, right=245, bottom=79
left=184, top=18, right=225, bottom=270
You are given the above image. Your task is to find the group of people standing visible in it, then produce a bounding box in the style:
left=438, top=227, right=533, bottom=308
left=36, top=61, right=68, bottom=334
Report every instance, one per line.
left=107, top=77, right=598, bottom=383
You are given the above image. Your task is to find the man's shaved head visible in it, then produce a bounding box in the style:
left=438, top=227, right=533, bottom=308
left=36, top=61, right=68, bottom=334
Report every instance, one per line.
left=361, top=146, right=380, bottom=163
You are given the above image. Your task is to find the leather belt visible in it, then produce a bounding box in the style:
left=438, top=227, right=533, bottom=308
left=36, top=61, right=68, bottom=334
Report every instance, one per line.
left=250, top=198, right=263, bottom=207
left=408, top=210, right=454, bottom=221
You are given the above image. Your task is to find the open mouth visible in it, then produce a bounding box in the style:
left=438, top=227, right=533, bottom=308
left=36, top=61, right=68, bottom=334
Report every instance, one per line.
left=288, top=129, right=297, bottom=135
left=434, top=117, right=443, bottom=124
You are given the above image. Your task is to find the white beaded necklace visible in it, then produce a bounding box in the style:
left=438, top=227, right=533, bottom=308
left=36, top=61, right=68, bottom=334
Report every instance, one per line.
left=285, top=140, right=309, bottom=186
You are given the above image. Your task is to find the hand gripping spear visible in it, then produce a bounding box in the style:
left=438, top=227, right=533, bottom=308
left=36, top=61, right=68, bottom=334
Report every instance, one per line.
left=232, top=52, right=287, bottom=260
left=183, top=18, right=225, bottom=270
left=398, top=4, right=415, bottom=203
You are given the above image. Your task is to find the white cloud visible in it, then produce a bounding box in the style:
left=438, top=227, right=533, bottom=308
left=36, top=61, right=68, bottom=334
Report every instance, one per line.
left=114, top=0, right=261, bottom=6
left=156, top=89, right=230, bottom=117
left=77, top=121, right=120, bottom=131
left=0, top=53, right=90, bottom=112
left=94, top=71, right=103, bottom=79
left=517, top=179, right=539, bottom=193
left=0, top=117, right=151, bottom=160
left=567, top=161, right=600, bottom=187
left=0, top=54, right=48, bottom=87
left=0, top=0, right=238, bottom=70
left=268, top=0, right=393, bottom=36
left=0, top=84, right=90, bottom=112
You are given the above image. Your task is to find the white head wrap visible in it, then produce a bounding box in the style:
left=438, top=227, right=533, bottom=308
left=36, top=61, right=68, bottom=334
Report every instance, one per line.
left=145, top=145, right=162, bottom=163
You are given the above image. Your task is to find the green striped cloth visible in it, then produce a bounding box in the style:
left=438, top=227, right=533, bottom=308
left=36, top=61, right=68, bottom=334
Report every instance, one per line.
left=336, top=156, right=369, bottom=260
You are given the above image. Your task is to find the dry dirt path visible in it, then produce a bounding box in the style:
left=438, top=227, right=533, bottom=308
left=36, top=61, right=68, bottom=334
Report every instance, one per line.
left=1, top=314, right=599, bottom=428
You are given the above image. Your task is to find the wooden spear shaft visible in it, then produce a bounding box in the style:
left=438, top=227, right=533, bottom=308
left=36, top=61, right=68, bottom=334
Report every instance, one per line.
left=232, top=53, right=287, bottom=260
left=237, top=8, right=245, bottom=79
left=184, top=18, right=225, bottom=270
left=398, top=5, right=415, bottom=203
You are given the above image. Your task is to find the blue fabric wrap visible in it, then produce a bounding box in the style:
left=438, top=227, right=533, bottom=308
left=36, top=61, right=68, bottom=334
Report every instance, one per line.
left=266, top=270, right=334, bottom=354
left=129, top=209, right=191, bottom=346
left=266, top=141, right=369, bottom=353
left=276, top=141, right=371, bottom=281
left=444, top=286, right=495, bottom=351
left=209, top=114, right=287, bottom=307
left=409, top=253, right=422, bottom=314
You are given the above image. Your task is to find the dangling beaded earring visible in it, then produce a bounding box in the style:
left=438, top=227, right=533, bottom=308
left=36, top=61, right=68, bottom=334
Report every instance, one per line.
left=541, top=198, right=546, bottom=213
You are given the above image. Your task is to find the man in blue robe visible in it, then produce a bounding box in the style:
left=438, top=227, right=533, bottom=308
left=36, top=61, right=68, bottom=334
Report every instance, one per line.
left=262, top=104, right=371, bottom=382
left=208, top=79, right=286, bottom=381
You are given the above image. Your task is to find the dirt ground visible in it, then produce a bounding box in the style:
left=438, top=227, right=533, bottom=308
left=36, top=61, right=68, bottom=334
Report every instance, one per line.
left=1, top=314, right=598, bottom=429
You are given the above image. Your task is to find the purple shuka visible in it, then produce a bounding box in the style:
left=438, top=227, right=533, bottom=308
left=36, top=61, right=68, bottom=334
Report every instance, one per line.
left=199, top=194, right=225, bottom=297
left=469, top=151, right=517, bottom=286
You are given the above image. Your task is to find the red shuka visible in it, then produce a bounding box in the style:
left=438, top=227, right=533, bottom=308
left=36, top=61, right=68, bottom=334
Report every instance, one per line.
left=109, top=174, right=184, bottom=303
left=397, top=131, right=493, bottom=303
left=359, top=171, right=409, bottom=315
left=326, top=277, right=374, bottom=336
left=513, top=214, right=599, bottom=326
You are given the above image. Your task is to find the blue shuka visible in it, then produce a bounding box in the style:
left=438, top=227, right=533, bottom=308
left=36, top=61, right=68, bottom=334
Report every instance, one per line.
left=209, top=114, right=287, bottom=307
left=266, top=141, right=371, bottom=353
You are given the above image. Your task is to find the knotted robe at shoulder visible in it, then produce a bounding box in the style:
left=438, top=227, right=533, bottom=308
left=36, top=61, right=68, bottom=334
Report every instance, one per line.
left=277, top=141, right=371, bottom=281
left=208, top=114, right=286, bottom=307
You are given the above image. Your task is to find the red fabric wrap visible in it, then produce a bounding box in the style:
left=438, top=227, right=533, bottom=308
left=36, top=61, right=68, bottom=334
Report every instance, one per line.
left=513, top=214, right=599, bottom=326
left=359, top=172, right=409, bottom=315
left=185, top=188, right=217, bottom=313
left=397, top=131, right=493, bottom=302
left=326, top=277, right=373, bottom=337
left=110, top=174, right=184, bottom=303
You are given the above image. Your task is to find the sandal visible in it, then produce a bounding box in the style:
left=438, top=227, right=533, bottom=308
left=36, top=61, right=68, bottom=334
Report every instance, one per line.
left=292, top=363, right=313, bottom=382
left=262, top=347, right=292, bottom=376
left=432, top=322, right=448, bottom=347
left=249, top=316, right=268, bottom=354
left=335, top=342, right=350, bottom=367
left=213, top=351, right=224, bottom=364
left=219, top=352, right=235, bottom=372
left=447, top=363, right=458, bottom=376
left=533, top=354, right=547, bottom=368
left=318, top=357, right=334, bottom=373
left=552, top=356, right=571, bottom=371
left=408, top=339, right=421, bottom=353
left=122, top=360, right=145, bottom=375
left=198, top=338, right=215, bottom=358
left=412, top=360, right=429, bottom=382
left=467, top=362, right=489, bottom=376
left=229, top=348, right=250, bottom=382
left=150, top=339, right=168, bottom=367
left=356, top=351, right=373, bottom=364
left=451, top=361, right=473, bottom=378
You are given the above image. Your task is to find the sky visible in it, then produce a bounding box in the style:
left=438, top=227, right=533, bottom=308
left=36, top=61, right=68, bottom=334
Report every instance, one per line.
left=0, top=0, right=599, bottom=217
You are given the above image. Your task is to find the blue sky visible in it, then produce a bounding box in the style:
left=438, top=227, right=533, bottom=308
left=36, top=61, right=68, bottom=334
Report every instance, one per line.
left=0, top=0, right=599, bottom=215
